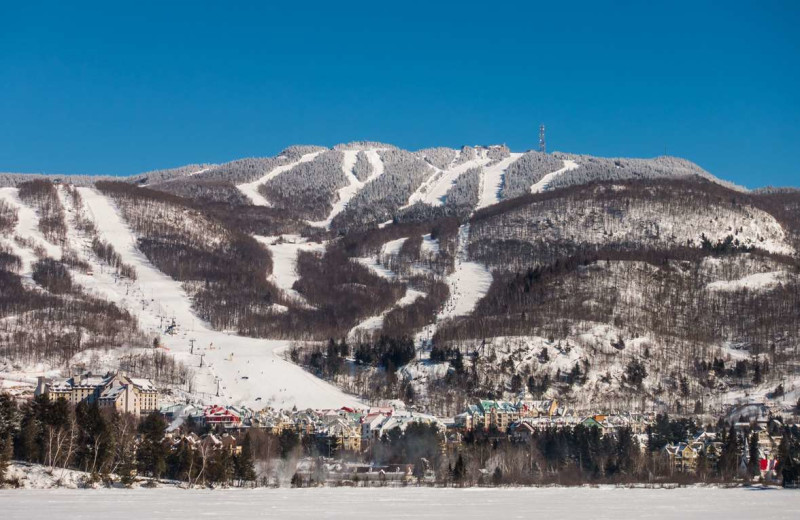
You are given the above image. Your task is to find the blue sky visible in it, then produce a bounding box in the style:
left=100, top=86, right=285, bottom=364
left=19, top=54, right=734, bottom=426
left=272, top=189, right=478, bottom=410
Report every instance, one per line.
left=1, top=1, right=798, bottom=188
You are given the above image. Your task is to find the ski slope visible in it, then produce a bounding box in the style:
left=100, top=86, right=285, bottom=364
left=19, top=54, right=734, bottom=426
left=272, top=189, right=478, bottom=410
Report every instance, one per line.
left=0, top=187, right=62, bottom=271
left=348, top=287, right=425, bottom=339
left=438, top=224, right=492, bottom=320
left=476, top=153, right=524, bottom=209
left=530, top=159, right=580, bottom=193
left=236, top=151, right=322, bottom=206
left=308, top=149, right=387, bottom=228
left=253, top=235, right=324, bottom=305
left=76, top=187, right=361, bottom=410
left=406, top=155, right=490, bottom=207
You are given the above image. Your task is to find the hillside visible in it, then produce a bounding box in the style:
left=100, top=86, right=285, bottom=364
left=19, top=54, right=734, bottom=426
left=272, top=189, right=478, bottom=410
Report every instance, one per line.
left=1, top=143, right=798, bottom=418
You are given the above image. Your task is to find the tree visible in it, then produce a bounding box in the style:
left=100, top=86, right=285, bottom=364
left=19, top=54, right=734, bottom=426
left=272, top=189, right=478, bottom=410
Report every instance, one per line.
left=748, top=431, right=760, bottom=479
left=719, top=426, right=740, bottom=479
left=452, top=454, right=466, bottom=485
left=492, top=467, right=503, bottom=486
left=753, top=362, right=763, bottom=385
left=137, top=411, right=168, bottom=478
left=235, top=432, right=257, bottom=485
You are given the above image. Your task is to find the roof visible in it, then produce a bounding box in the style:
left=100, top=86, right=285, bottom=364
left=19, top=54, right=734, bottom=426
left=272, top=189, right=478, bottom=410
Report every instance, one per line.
left=129, top=378, right=156, bottom=391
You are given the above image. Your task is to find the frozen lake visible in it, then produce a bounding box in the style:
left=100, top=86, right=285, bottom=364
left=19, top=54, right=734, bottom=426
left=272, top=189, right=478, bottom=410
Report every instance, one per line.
left=2, top=487, right=799, bottom=519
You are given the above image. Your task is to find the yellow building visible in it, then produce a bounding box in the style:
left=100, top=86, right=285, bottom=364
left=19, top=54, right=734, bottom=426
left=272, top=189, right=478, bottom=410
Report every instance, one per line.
left=35, top=372, right=158, bottom=416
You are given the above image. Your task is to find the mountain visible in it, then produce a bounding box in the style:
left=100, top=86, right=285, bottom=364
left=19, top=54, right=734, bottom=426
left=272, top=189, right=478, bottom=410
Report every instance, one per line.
left=0, top=142, right=798, bottom=417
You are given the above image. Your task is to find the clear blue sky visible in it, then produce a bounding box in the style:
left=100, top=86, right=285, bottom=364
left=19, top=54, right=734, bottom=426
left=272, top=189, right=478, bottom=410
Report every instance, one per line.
left=1, top=1, right=798, bottom=188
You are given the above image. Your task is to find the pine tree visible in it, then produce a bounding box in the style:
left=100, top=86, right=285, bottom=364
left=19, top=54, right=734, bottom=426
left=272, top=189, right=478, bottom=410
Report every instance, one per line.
left=137, top=411, right=168, bottom=478
left=235, top=432, right=257, bottom=485
left=452, top=454, right=466, bottom=484
left=748, top=431, right=761, bottom=479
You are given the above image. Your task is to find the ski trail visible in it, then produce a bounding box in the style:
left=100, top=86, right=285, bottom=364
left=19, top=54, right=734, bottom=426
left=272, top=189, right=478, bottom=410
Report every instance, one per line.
left=348, top=287, right=425, bottom=340
left=405, top=156, right=491, bottom=208
left=362, top=150, right=386, bottom=183
left=307, top=150, right=361, bottom=228
left=237, top=151, right=323, bottom=206
left=77, top=187, right=362, bottom=410
left=476, top=153, right=524, bottom=210
left=530, top=159, right=580, bottom=193
left=0, top=187, right=61, bottom=272
left=253, top=235, right=323, bottom=306
left=416, top=223, right=492, bottom=346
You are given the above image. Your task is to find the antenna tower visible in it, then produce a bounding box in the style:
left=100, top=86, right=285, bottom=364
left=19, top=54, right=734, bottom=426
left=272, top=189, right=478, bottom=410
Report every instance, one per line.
left=539, top=124, right=546, bottom=153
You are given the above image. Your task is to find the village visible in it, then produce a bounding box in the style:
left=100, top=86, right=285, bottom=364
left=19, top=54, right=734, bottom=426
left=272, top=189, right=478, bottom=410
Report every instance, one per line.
left=14, top=371, right=794, bottom=487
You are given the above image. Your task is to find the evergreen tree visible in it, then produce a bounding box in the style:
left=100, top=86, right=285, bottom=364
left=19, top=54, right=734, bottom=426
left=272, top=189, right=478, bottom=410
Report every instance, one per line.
left=235, top=432, right=257, bottom=484
left=748, top=431, right=761, bottom=478
left=719, top=426, right=740, bottom=479
left=137, top=411, right=168, bottom=478
left=452, top=454, right=466, bottom=484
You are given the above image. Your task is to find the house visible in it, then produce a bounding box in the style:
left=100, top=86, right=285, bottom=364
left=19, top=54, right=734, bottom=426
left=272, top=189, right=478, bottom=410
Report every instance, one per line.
left=202, top=405, right=242, bottom=427
left=510, top=421, right=537, bottom=443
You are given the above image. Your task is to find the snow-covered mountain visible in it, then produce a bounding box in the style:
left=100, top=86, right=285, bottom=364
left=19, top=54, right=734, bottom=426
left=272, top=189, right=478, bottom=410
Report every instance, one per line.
left=1, top=142, right=798, bottom=416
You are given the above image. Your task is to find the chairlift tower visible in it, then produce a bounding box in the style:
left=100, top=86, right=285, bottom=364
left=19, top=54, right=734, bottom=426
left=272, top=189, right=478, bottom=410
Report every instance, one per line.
left=539, top=124, right=546, bottom=153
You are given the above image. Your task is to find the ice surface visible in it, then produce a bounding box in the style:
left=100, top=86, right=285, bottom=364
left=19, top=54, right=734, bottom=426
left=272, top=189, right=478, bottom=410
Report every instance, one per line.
left=2, top=487, right=798, bottom=520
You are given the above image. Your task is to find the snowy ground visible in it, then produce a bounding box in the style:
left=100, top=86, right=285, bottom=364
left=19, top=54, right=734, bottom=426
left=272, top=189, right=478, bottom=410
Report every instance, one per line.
left=64, top=187, right=361, bottom=410
left=2, top=487, right=798, bottom=519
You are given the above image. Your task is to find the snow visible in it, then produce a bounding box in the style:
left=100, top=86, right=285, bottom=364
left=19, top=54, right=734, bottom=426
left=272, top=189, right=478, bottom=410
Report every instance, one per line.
left=253, top=235, right=324, bottom=305
left=530, top=159, right=580, bottom=193
left=476, top=153, right=524, bottom=210
left=236, top=151, right=323, bottom=206
left=2, top=487, right=798, bottom=519
left=706, top=271, right=787, bottom=292
left=75, top=187, right=361, bottom=410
